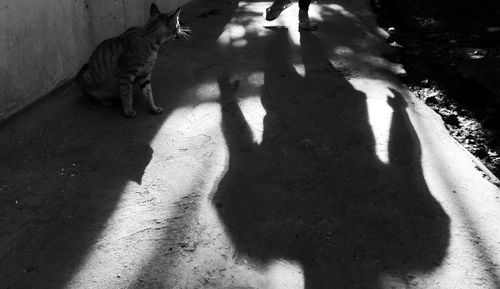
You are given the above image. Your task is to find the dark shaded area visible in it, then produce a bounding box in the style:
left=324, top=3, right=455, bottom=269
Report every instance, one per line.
left=374, top=0, right=500, bottom=28
left=373, top=0, right=500, bottom=178
left=213, top=29, right=450, bottom=288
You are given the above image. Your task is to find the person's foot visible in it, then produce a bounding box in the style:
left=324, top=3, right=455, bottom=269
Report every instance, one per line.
left=298, top=9, right=318, bottom=31
left=265, top=0, right=292, bottom=21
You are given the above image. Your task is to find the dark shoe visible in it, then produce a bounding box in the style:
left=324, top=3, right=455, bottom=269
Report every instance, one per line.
left=265, top=0, right=292, bottom=21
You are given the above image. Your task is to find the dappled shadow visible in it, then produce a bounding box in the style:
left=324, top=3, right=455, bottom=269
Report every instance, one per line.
left=213, top=28, right=450, bottom=288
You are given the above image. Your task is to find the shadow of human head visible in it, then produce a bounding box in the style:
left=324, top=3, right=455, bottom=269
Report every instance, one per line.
left=213, top=22, right=449, bottom=289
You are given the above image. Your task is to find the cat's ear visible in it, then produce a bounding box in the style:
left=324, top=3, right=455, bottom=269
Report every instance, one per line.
left=150, top=3, right=161, bottom=18
left=170, top=7, right=181, bottom=19
left=167, top=7, right=181, bottom=24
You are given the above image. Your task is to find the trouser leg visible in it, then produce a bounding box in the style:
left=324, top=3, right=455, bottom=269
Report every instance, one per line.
left=298, top=0, right=312, bottom=11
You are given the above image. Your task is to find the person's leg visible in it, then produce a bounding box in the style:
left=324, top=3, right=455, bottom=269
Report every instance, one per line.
left=298, top=0, right=317, bottom=31
left=298, top=0, right=311, bottom=11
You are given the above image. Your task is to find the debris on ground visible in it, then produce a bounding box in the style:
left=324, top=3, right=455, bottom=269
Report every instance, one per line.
left=374, top=0, right=500, bottom=180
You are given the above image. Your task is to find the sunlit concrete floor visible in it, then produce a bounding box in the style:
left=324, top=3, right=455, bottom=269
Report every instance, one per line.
left=1, top=0, right=500, bottom=288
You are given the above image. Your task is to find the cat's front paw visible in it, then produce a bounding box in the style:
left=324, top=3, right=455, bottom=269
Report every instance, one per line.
left=150, top=106, right=164, bottom=114
left=123, top=110, right=137, bottom=118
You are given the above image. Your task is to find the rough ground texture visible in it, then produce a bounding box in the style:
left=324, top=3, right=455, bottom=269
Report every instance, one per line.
left=373, top=0, right=500, bottom=178
left=1, top=0, right=500, bottom=288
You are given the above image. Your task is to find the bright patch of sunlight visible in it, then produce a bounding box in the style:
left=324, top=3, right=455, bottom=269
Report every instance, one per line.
left=195, top=81, right=221, bottom=102
left=153, top=102, right=222, bottom=142
left=217, top=23, right=247, bottom=47
left=324, top=4, right=357, bottom=19
left=229, top=24, right=246, bottom=38
left=334, top=46, right=354, bottom=56
left=293, top=63, right=306, bottom=77
left=375, top=27, right=390, bottom=39
left=233, top=39, right=249, bottom=47
left=349, top=78, right=394, bottom=164
left=238, top=95, right=266, bottom=144
left=266, top=259, right=304, bottom=289
left=308, top=4, right=323, bottom=21
left=248, top=71, right=265, bottom=86
left=362, top=55, right=407, bottom=76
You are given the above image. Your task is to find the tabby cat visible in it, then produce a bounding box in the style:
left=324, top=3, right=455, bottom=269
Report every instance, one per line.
left=76, top=4, right=189, bottom=117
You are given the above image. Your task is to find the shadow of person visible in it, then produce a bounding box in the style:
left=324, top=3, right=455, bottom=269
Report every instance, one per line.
left=213, top=29, right=450, bottom=288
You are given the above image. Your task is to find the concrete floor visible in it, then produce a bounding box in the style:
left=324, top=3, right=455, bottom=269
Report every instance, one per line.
left=1, top=0, right=500, bottom=288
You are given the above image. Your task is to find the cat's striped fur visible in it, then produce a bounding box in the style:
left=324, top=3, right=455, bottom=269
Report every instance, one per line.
left=76, top=4, right=189, bottom=117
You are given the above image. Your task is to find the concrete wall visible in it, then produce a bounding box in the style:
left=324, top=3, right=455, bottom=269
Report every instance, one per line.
left=0, top=0, right=190, bottom=121
left=86, top=0, right=186, bottom=47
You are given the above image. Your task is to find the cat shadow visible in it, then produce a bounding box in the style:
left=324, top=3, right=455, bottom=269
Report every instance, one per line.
left=212, top=29, right=450, bottom=288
